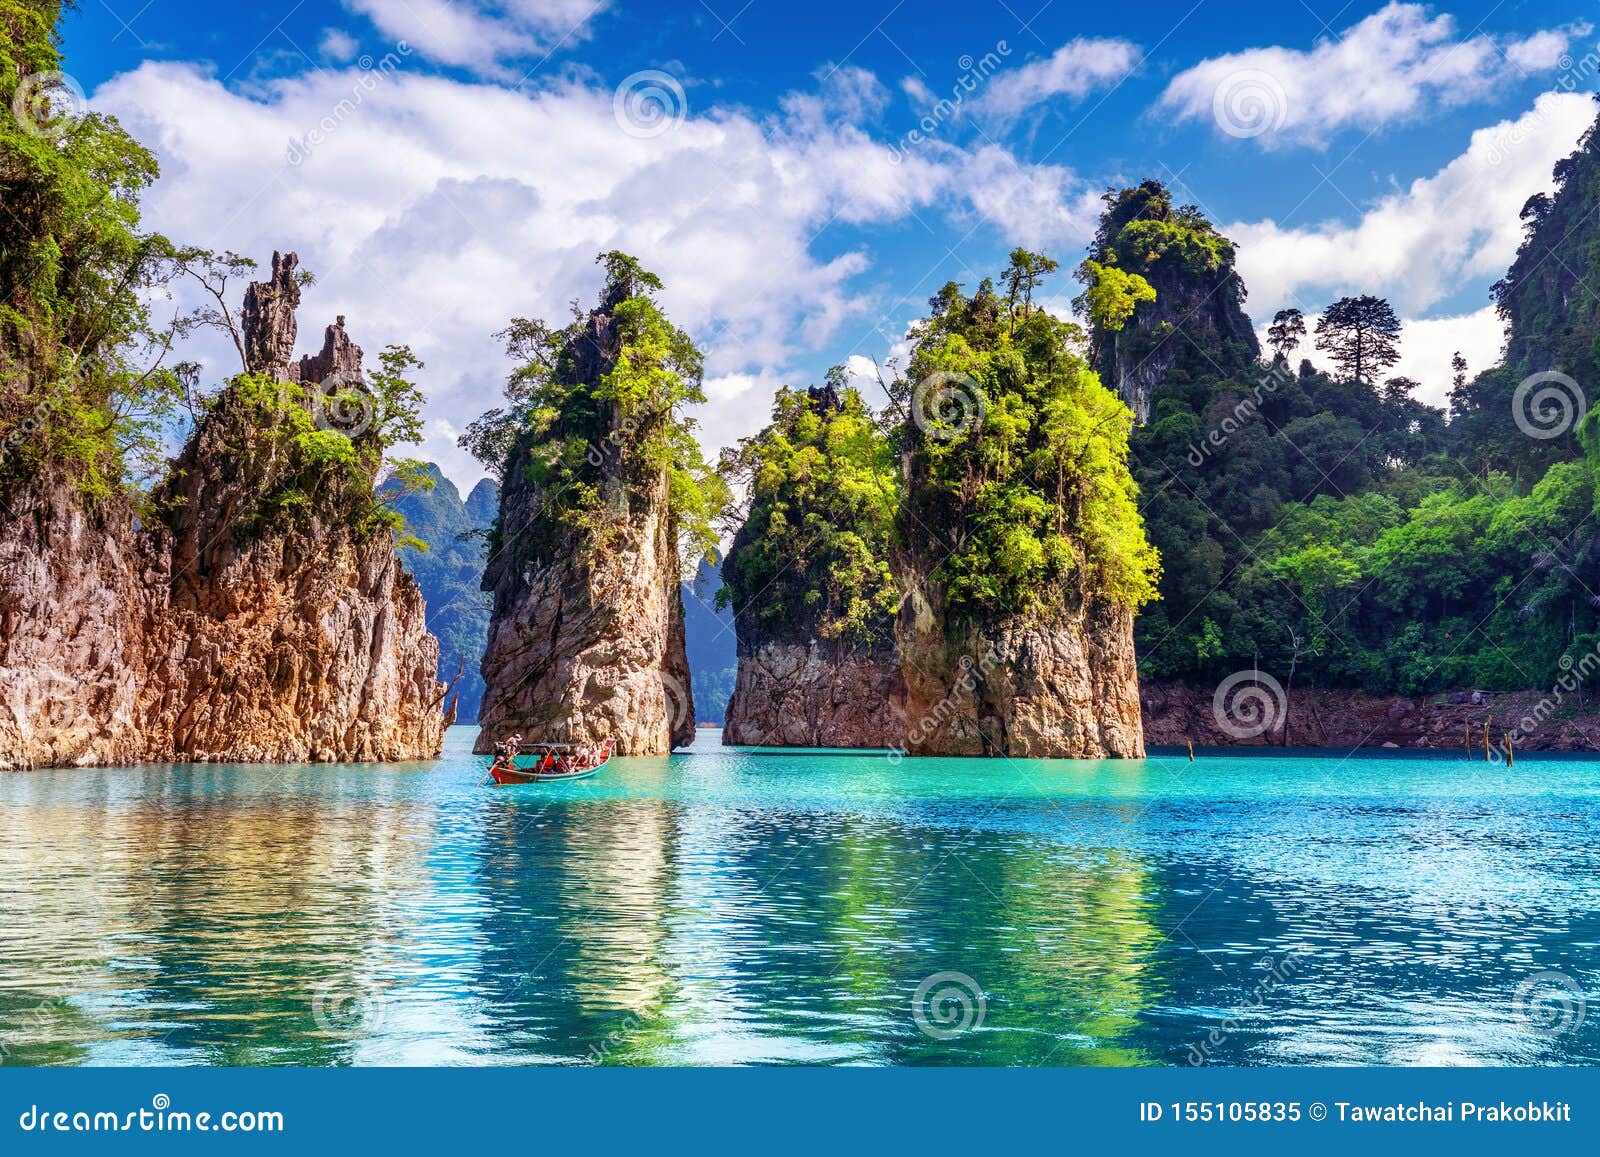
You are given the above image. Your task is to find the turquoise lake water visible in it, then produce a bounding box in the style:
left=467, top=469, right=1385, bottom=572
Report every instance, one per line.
left=2, top=725, right=1597, bottom=1066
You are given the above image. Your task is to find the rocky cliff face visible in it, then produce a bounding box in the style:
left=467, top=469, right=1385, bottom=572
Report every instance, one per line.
left=723, top=639, right=902, bottom=747
left=1141, top=680, right=1600, bottom=752
left=1090, top=181, right=1260, bottom=422
left=0, top=474, right=150, bottom=769
left=896, top=586, right=1143, bottom=759
left=0, top=251, right=450, bottom=769
left=475, top=285, right=694, bottom=756
left=718, top=382, right=903, bottom=748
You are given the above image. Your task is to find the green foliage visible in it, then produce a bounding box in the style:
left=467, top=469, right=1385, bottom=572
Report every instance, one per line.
left=382, top=464, right=498, bottom=721
left=1314, top=295, right=1402, bottom=384
left=902, top=260, right=1160, bottom=620
left=1074, top=259, right=1156, bottom=354
left=465, top=251, right=725, bottom=569
left=720, top=376, right=900, bottom=647
left=0, top=1, right=186, bottom=497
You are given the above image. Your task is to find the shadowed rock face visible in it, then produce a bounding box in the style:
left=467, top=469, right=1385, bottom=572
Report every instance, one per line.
left=723, top=639, right=904, bottom=748
left=474, top=290, right=695, bottom=757
left=0, top=251, right=450, bottom=769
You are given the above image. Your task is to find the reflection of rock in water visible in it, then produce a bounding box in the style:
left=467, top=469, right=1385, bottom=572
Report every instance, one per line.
left=0, top=769, right=436, bottom=1064
left=475, top=797, right=678, bottom=1063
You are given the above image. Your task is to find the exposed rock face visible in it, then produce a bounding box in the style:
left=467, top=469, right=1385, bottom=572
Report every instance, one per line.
left=896, top=587, right=1144, bottom=759
left=1091, top=181, right=1260, bottom=422
left=0, top=475, right=149, bottom=769
left=1141, top=680, right=1600, bottom=752
left=723, top=640, right=902, bottom=747
left=475, top=286, right=694, bottom=756
left=0, top=251, right=450, bottom=769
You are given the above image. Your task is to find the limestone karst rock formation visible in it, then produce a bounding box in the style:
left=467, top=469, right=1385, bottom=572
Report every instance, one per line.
left=0, top=251, right=451, bottom=769
left=720, top=383, right=904, bottom=748
left=474, top=268, right=696, bottom=757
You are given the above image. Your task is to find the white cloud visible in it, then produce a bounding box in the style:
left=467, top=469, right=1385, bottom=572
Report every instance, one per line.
left=1157, top=2, right=1588, bottom=146
left=970, top=37, right=1140, bottom=125
left=318, top=29, right=361, bottom=64
left=92, top=61, right=1092, bottom=492
left=955, top=145, right=1104, bottom=250
left=343, top=0, right=609, bottom=72
left=1230, top=92, right=1597, bottom=319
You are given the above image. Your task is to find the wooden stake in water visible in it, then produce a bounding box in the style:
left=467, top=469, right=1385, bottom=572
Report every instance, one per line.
left=1505, top=732, right=1514, bottom=767
left=1465, top=721, right=1471, bottom=760
left=1187, top=740, right=1194, bottom=762
left=1484, top=720, right=1490, bottom=762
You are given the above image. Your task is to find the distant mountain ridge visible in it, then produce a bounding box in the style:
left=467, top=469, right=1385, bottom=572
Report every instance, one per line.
left=383, top=464, right=498, bottom=723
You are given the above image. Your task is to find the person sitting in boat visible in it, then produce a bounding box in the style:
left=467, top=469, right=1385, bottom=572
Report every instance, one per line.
left=489, top=734, right=523, bottom=779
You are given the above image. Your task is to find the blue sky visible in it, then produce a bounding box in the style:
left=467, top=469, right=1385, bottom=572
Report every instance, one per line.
left=61, top=0, right=1600, bottom=487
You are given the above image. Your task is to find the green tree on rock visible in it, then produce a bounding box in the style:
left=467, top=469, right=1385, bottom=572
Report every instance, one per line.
left=1314, top=295, right=1402, bottom=384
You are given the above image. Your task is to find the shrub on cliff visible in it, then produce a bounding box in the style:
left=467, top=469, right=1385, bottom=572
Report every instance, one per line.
left=719, top=373, right=900, bottom=648
left=463, top=251, right=726, bottom=570
left=898, top=251, right=1160, bottom=622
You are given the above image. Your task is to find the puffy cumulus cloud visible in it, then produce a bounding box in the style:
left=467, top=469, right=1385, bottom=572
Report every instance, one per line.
left=92, top=60, right=1088, bottom=491
left=1229, top=93, right=1597, bottom=319
left=970, top=37, right=1141, bottom=126
left=1278, top=305, right=1507, bottom=407
left=954, top=145, right=1105, bottom=251
left=343, top=0, right=609, bottom=73
left=1157, top=2, right=1588, bottom=147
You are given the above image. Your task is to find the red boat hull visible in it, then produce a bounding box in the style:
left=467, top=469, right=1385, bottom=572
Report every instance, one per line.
left=487, top=752, right=610, bottom=785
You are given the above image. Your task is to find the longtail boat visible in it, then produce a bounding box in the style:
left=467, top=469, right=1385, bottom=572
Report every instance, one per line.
left=484, top=738, right=615, bottom=786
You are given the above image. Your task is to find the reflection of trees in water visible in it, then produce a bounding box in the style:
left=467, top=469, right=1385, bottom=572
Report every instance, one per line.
left=469, top=793, right=1167, bottom=1066
left=474, top=795, right=678, bottom=1064
left=5, top=764, right=1171, bottom=1066
left=0, top=765, right=435, bottom=1065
